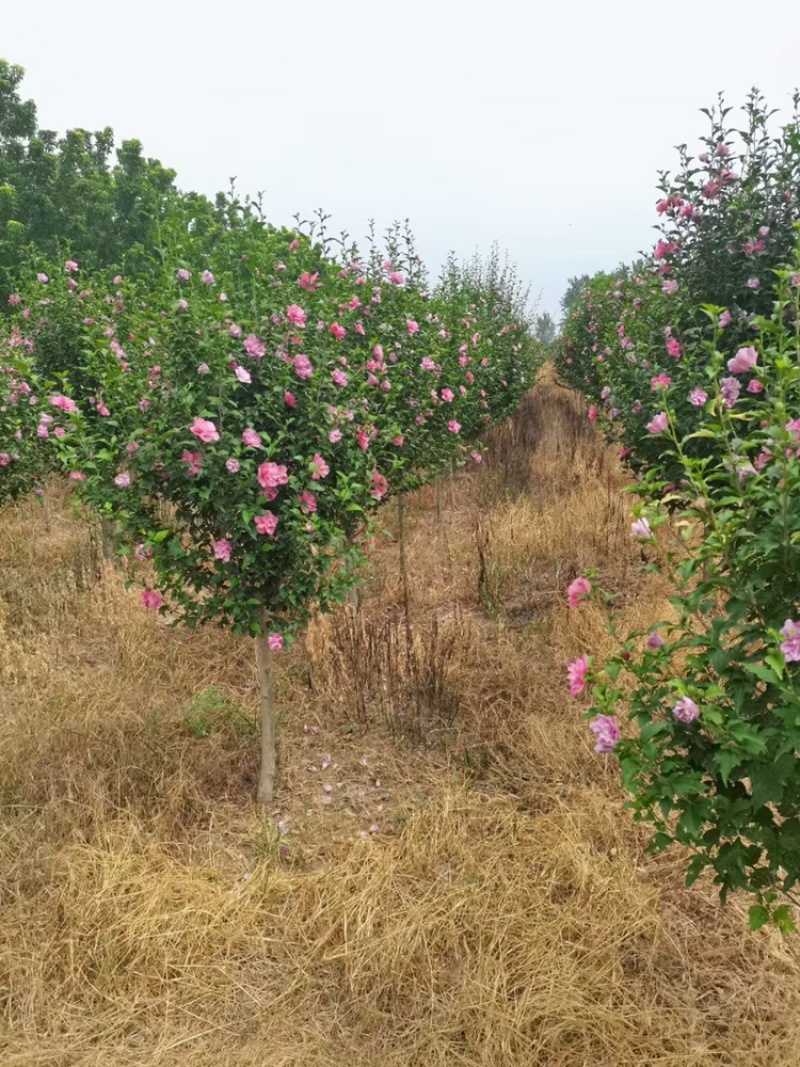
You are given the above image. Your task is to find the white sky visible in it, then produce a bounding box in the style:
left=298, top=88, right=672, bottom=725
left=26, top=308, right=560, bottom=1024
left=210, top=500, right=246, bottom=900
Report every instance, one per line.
left=6, top=1, right=800, bottom=319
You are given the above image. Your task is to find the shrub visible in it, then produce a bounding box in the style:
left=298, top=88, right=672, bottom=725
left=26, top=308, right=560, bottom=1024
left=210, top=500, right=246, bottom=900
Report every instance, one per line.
left=572, top=255, right=800, bottom=929
left=558, top=90, right=800, bottom=481
left=0, top=209, right=537, bottom=803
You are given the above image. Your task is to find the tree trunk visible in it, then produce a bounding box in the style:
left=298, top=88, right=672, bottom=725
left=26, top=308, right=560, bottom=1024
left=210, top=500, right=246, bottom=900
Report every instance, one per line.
left=397, top=494, right=413, bottom=665
left=40, top=485, right=52, bottom=532
left=255, top=605, right=277, bottom=807
left=346, top=584, right=362, bottom=610
left=101, top=517, right=116, bottom=562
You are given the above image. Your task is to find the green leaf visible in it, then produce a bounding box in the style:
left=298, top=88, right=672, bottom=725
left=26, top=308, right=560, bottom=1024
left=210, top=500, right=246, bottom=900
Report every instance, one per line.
left=619, top=755, right=640, bottom=792
left=676, top=802, right=706, bottom=843
left=742, top=662, right=780, bottom=686
left=748, top=905, right=770, bottom=931
left=765, top=652, right=785, bottom=680
left=639, top=719, right=670, bottom=742
left=773, top=905, right=796, bottom=933
left=683, top=428, right=721, bottom=441
left=671, top=771, right=706, bottom=796
left=685, top=854, right=706, bottom=887
left=714, top=748, right=741, bottom=785
left=605, top=660, right=622, bottom=683
left=750, top=752, right=795, bottom=805
left=702, top=704, right=725, bottom=727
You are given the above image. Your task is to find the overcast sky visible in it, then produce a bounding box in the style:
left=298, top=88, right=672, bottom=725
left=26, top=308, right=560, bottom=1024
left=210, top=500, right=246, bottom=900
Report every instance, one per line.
left=6, top=1, right=800, bottom=319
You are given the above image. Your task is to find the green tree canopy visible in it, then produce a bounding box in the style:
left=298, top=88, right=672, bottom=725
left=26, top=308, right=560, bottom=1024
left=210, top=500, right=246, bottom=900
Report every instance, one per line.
left=559, top=273, right=591, bottom=320
left=0, top=59, right=207, bottom=295
left=533, top=311, right=556, bottom=345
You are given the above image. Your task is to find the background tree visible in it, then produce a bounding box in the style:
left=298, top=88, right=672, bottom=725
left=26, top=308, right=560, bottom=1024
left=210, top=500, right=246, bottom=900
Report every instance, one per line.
left=559, top=273, right=591, bottom=320
left=0, top=59, right=204, bottom=297
left=533, top=311, right=557, bottom=345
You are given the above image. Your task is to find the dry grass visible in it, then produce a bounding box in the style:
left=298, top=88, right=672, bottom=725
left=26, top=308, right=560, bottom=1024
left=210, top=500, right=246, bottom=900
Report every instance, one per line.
left=2, top=366, right=800, bottom=1065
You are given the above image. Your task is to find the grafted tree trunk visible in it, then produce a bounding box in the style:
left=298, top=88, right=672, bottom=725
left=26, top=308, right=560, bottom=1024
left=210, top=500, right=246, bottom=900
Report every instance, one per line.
left=101, top=517, right=116, bottom=561
left=397, top=493, right=413, bottom=664
left=255, top=605, right=277, bottom=807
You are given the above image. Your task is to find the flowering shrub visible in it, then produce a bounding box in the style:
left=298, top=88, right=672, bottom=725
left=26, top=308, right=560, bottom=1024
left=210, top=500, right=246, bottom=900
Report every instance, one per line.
left=0, top=259, right=148, bottom=506
left=654, top=90, right=800, bottom=340
left=1, top=206, right=537, bottom=802
left=557, top=90, right=800, bottom=481
left=0, top=63, right=536, bottom=805
left=0, top=336, right=51, bottom=502
left=571, top=258, right=800, bottom=929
